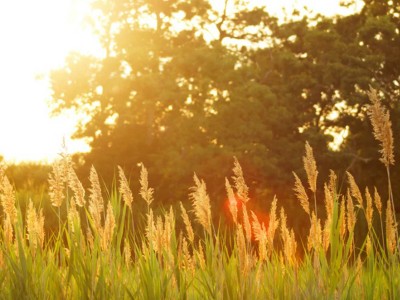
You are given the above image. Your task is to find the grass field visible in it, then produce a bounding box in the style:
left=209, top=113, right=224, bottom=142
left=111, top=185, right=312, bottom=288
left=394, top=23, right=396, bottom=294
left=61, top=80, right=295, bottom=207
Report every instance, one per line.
left=0, top=88, right=399, bottom=299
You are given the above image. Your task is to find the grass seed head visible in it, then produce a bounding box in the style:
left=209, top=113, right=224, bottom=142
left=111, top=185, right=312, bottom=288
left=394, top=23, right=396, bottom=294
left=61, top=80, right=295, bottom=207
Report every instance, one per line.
left=365, top=187, right=373, bottom=230
left=139, top=164, right=154, bottom=207
left=242, top=205, right=252, bottom=243
left=118, top=166, right=133, bottom=210
left=339, top=196, right=347, bottom=240
left=307, top=212, right=322, bottom=251
left=366, top=87, right=394, bottom=167
left=347, top=171, right=363, bottom=207
left=26, top=200, right=38, bottom=250
left=68, top=167, right=86, bottom=207
left=346, top=190, right=356, bottom=236
left=189, top=174, right=212, bottom=234
left=293, top=172, right=310, bottom=215
left=123, top=238, right=132, bottom=267
left=251, top=211, right=268, bottom=261
left=303, top=142, right=318, bottom=193
left=89, top=166, right=104, bottom=232
left=102, top=202, right=115, bottom=250
left=232, top=157, right=250, bottom=204
left=68, top=197, right=81, bottom=233
left=267, top=196, right=279, bottom=251
left=0, top=175, right=17, bottom=224
left=386, top=200, right=397, bottom=254
left=180, top=202, right=194, bottom=243
left=373, top=187, right=382, bottom=216
left=48, top=158, right=68, bottom=207
left=225, top=178, right=238, bottom=224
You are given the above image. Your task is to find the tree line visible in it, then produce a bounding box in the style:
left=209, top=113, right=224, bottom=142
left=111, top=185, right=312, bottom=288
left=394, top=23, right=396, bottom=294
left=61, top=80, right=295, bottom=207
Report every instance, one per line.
left=49, top=0, right=400, bottom=227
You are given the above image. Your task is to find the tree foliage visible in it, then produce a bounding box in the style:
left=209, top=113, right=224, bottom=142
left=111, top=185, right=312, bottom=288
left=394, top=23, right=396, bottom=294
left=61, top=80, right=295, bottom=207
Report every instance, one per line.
left=50, top=0, right=400, bottom=214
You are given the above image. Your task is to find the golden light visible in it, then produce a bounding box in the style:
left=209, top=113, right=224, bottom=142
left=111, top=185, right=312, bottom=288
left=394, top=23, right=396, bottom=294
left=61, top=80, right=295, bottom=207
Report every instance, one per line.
left=0, top=0, right=96, bottom=163
left=0, top=0, right=360, bottom=163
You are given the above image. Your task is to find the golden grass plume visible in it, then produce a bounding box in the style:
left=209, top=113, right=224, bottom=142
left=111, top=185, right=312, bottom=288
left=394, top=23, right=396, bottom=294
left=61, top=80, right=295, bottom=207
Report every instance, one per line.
left=366, top=87, right=394, bottom=167
left=189, top=174, right=212, bottom=234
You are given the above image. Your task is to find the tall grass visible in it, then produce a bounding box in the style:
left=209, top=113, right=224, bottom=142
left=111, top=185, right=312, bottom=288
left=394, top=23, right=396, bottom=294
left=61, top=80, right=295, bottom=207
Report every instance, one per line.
left=0, top=88, right=399, bottom=299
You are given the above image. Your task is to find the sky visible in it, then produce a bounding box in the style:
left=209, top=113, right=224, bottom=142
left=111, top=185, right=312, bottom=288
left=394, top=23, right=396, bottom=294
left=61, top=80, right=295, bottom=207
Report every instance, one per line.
left=0, top=0, right=361, bottom=163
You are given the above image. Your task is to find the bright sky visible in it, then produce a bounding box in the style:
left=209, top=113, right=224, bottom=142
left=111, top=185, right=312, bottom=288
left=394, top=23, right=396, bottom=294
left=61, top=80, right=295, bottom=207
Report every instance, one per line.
left=0, top=0, right=361, bottom=163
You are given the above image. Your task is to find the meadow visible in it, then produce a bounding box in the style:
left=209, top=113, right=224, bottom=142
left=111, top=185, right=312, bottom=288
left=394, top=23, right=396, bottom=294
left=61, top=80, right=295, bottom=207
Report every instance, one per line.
left=0, top=88, right=399, bottom=299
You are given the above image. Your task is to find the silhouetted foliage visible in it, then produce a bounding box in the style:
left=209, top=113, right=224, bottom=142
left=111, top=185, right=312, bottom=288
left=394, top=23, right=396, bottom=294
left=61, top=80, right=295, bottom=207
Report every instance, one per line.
left=49, top=0, right=400, bottom=230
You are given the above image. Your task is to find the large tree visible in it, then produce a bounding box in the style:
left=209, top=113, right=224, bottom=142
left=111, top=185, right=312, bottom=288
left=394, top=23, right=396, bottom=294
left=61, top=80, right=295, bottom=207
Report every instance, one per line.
left=50, top=0, right=314, bottom=206
left=50, top=0, right=400, bottom=216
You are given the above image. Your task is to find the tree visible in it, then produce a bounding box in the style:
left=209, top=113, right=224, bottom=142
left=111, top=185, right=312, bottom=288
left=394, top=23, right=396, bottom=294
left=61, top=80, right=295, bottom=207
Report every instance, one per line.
left=50, top=0, right=400, bottom=217
left=249, top=0, right=400, bottom=202
left=51, top=0, right=297, bottom=206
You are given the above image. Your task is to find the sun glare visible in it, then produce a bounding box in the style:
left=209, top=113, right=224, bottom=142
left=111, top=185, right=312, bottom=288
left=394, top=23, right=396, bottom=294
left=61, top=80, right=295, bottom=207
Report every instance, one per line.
left=0, top=0, right=360, bottom=163
left=0, top=0, right=96, bottom=163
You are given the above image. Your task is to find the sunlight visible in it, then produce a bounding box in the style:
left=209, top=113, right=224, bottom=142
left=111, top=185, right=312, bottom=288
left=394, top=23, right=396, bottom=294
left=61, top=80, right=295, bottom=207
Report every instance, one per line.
left=0, top=0, right=360, bottom=163
left=0, top=0, right=96, bottom=162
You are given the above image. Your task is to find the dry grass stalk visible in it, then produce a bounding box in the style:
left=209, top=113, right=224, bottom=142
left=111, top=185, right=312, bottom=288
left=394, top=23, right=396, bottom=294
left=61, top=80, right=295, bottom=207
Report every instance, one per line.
left=225, top=178, right=238, bottom=224
left=151, top=207, right=174, bottom=254
left=68, top=198, right=81, bottom=233
left=181, top=237, right=195, bottom=275
left=67, top=167, right=86, bottom=207
left=339, top=197, right=347, bottom=240
left=242, top=205, right=252, bottom=243
left=373, top=187, right=382, bottom=216
left=118, top=166, right=133, bottom=210
left=102, top=202, right=115, bottom=250
left=26, top=200, right=38, bottom=249
left=162, top=210, right=174, bottom=253
left=307, top=212, right=322, bottom=251
left=1, top=175, right=17, bottom=245
left=180, top=202, right=194, bottom=243
left=280, top=207, right=297, bottom=266
left=89, top=166, right=104, bottom=233
left=328, top=170, right=337, bottom=196
left=323, top=220, right=331, bottom=252
left=232, top=157, right=250, bottom=204
left=356, top=257, right=363, bottom=288
left=346, top=172, right=363, bottom=207
left=48, top=159, right=68, bottom=207
left=323, top=183, right=334, bottom=251
left=346, top=190, right=356, bottom=253
left=139, top=164, right=154, bottom=207
left=251, top=211, right=268, bottom=261
left=267, top=196, right=279, bottom=253
left=1, top=175, right=17, bottom=224
left=195, top=241, right=206, bottom=270
left=303, top=142, right=318, bottom=193
left=324, top=183, right=334, bottom=218
left=154, top=216, right=164, bottom=254
left=236, top=224, right=248, bottom=273
left=167, top=206, right=175, bottom=233
left=346, top=190, right=356, bottom=235
left=385, top=200, right=397, bottom=254
left=366, top=234, right=372, bottom=257
left=123, top=238, right=132, bottom=267
left=3, top=219, right=13, bottom=246
left=86, top=228, right=94, bottom=251
left=26, top=200, right=45, bottom=251
left=365, top=187, right=373, bottom=230
left=293, top=172, right=310, bottom=215
left=366, top=87, right=394, bottom=167
left=36, top=206, right=45, bottom=249
left=145, top=209, right=155, bottom=248
left=189, top=174, right=212, bottom=234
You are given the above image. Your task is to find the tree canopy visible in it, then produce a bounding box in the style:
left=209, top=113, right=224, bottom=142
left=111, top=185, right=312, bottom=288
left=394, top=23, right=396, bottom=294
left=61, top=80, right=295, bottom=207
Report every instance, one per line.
left=50, top=0, right=400, bottom=217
